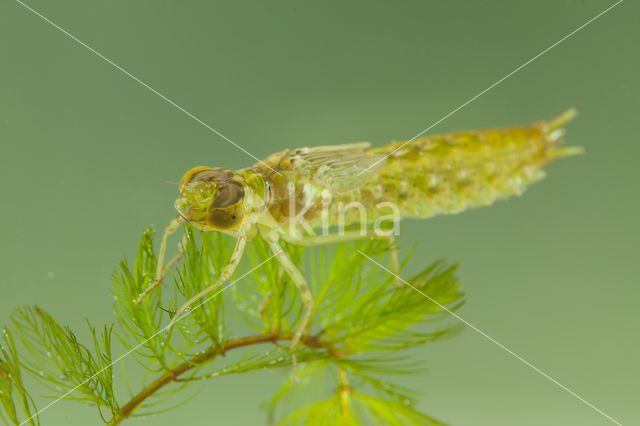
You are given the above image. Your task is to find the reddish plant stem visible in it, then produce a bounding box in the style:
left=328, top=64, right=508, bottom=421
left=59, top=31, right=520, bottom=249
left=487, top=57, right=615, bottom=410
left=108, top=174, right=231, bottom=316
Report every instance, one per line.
left=110, top=332, right=328, bottom=424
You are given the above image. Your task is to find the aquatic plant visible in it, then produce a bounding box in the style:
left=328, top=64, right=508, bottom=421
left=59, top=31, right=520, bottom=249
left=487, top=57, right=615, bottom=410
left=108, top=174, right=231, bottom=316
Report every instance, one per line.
left=1, top=225, right=462, bottom=425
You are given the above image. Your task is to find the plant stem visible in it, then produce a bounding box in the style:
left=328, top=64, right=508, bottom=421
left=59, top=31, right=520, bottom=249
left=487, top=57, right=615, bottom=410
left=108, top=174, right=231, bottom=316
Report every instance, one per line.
left=338, top=367, right=351, bottom=415
left=110, top=331, right=327, bottom=425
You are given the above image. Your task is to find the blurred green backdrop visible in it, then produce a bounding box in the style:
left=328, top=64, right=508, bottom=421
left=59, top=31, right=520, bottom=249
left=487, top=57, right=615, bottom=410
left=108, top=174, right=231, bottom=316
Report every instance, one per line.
left=1, top=1, right=637, bottom=425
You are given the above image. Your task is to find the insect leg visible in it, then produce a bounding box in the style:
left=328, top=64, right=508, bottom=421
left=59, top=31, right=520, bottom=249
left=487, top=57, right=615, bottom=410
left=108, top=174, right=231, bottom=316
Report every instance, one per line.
left=167, top=235, right=247, bottom=329
left=165, top=234, right=188, bottom=275
left=386, top=233, right=401, bottom=288
left=269, top=241, right=314, bottom=350
left=292, top=230, right=402, bottom=287
left=291, top=354, right=299, bottom=384
left=137, top=216, right=184, bottom=304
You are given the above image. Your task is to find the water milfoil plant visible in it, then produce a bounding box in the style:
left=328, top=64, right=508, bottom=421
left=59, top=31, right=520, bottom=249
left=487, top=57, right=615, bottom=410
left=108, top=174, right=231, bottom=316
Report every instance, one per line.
left=1, top=225, right=463, bottom=425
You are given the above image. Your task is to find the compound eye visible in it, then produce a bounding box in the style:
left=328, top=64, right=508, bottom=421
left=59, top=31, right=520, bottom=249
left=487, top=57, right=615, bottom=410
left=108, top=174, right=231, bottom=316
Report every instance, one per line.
left=179, top=166, right=213, bottom=192
left=207, top=206, right=243, bottom=229
left=212, top=181, right=244, bottom=208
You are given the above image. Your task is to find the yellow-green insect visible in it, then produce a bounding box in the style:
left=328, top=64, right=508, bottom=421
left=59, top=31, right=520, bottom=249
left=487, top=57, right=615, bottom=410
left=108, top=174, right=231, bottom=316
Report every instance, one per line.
left=142, top=109, right=582, bottom=348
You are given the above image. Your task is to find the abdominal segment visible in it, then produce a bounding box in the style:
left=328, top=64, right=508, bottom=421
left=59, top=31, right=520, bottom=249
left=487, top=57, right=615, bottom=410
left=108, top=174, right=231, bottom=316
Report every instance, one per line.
left=257, top=111, right=580, bottom=235
left=358, top=112, right=579, bottom=220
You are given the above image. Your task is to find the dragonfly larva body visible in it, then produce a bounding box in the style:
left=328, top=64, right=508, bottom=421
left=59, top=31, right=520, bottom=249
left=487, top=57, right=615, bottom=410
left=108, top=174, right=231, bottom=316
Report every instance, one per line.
left=149, top=109, right=581, bottom=349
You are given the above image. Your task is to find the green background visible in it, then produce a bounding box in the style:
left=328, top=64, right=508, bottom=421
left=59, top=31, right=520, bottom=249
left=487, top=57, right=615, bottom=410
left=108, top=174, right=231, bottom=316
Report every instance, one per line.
left=1, top=1, right=637, bottom=425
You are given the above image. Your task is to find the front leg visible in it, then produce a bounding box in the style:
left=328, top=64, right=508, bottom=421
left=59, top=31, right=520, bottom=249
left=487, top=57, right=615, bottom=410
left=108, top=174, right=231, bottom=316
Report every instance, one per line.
left=268, top=241, right=314, bottom=349
left=167, top=234, right=247, bottom=328
left=137, top=216, right=184, bottom=304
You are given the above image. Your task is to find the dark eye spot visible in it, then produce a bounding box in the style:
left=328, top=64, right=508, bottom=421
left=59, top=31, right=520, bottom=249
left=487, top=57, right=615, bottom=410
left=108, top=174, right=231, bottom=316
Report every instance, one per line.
left=207, top=206, right=243, bottom=230
left=212, top=181, right=244, bottom=208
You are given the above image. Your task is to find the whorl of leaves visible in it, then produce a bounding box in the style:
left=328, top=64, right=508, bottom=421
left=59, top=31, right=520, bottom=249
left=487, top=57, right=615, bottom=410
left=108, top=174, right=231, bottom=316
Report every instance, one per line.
left=0, top=225, right=463, bottom=425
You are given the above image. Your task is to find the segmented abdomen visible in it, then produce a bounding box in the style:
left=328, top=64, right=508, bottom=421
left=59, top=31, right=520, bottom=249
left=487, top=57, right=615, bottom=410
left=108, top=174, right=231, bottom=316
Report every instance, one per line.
left=342, top=109, right=582, bottom=221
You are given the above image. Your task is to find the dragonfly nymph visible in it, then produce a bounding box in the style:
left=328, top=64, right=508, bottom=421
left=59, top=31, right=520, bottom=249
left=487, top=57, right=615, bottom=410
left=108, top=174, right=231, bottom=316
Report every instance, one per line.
left=141, top=109, right=583, bottom=348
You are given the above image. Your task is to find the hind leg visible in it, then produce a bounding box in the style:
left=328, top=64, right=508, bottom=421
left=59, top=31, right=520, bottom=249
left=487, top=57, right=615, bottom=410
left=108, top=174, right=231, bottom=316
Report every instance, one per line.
left=268, top=241, right=314, bottom=350
left=290, top=230, right=402, bottom=287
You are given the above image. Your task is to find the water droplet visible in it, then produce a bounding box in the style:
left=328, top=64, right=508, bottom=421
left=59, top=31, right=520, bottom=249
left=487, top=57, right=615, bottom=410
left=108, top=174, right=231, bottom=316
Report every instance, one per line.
left=47, top=272, right=55, bottom=279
